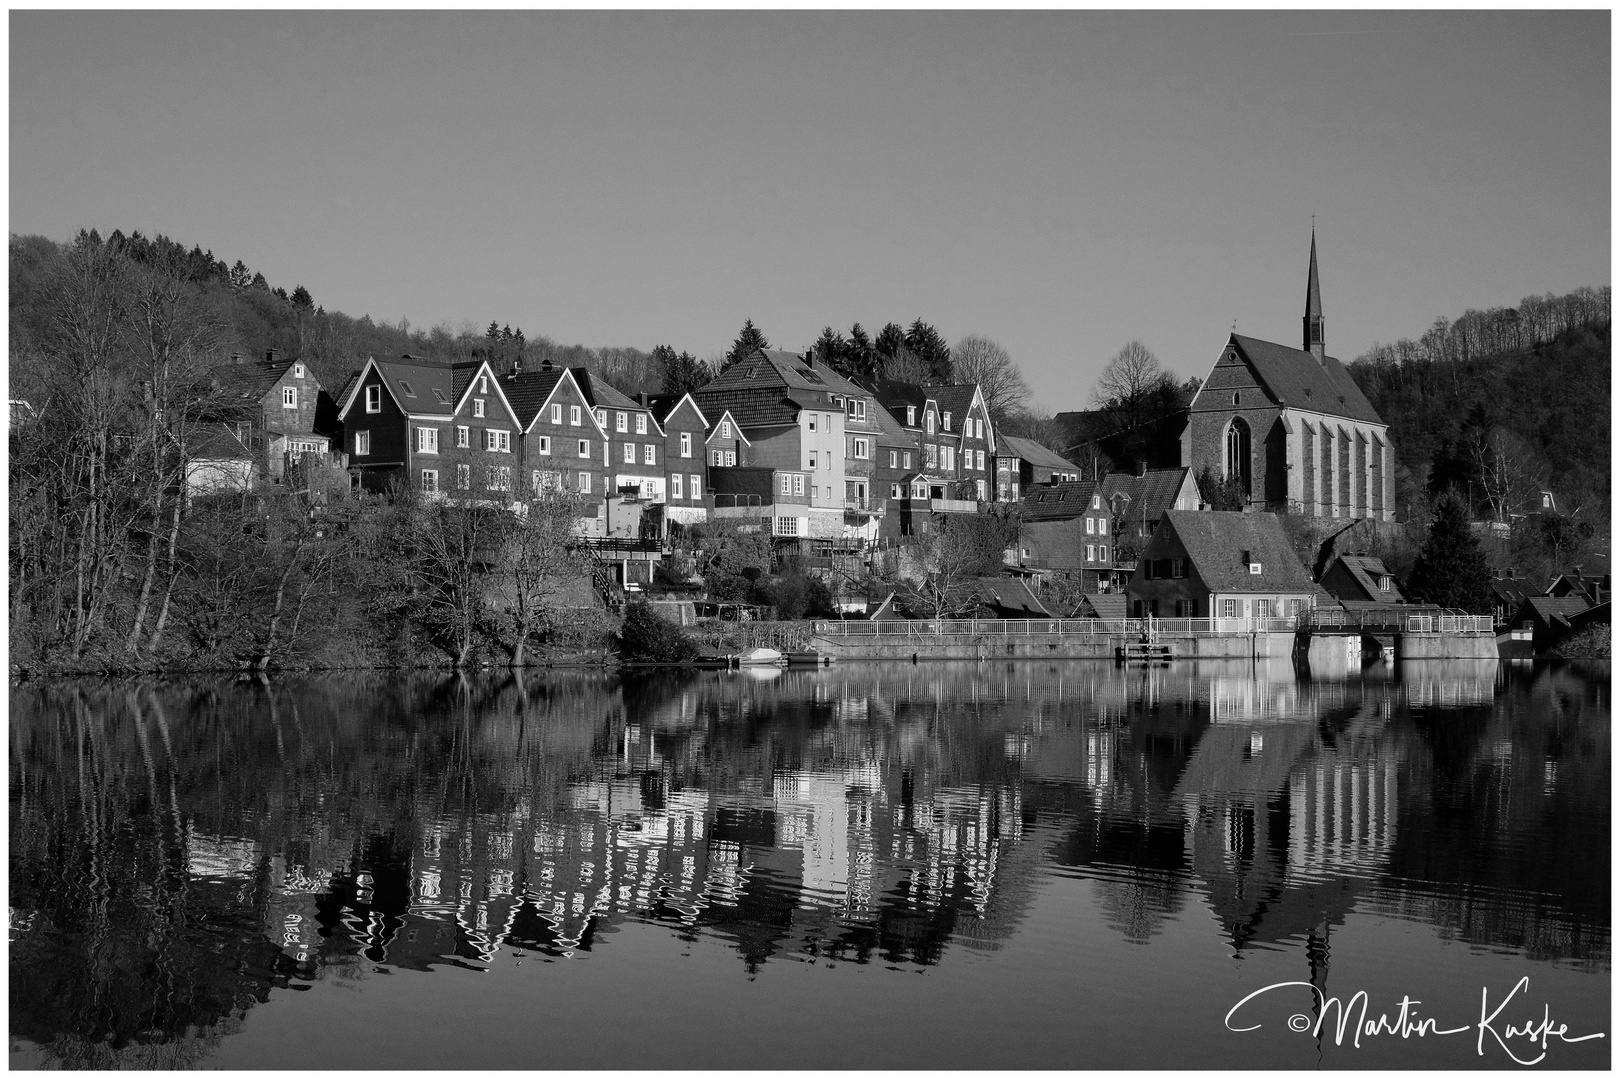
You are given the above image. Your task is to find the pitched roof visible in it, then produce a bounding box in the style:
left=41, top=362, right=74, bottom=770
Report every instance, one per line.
left=1223, top=334, right=1384, bottom=426
left=219, top=356, right=302, bottom=404
left=1520, top=595, right=1597, bottom=626
left=1081, top=592, right=1128, bottom=619
left=1330, top=555, right=1405, bottom=601
left=867, top=399, right=915, bottom=446
left=1101, top=467, right=1195, bottom=519
left=858, top=377, right=931, bottom=423
left=930, top=384, right=978, bottom=427
left=373, top=357, right=458, bottom=415
left=185, top=422, right=254, bottom=460
left=498, top=368, right=568, bottom=428
left=1160, top=510, right=1316, bottom=592
left=969, top=576, right=1050, bottom=617
left=571, top=369, right=644, bottom=412
left=1000, top=435, right=1079, bottom=472
left=1020, top=480, right=1104, bottom=523
left=699, top=349, right=846, bottom=397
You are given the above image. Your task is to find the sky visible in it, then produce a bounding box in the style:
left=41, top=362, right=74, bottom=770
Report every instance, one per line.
left=10, top=10, right=1610, bottom=407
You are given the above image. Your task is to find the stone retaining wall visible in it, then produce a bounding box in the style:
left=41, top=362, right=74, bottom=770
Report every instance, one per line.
left=810, top=631, right=1295, bottom=661
left=1395, top=633, right=1500, bottom=660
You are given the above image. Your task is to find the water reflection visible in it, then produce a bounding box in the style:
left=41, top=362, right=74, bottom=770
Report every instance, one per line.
left=9, top=659, right=1609, bottom=1067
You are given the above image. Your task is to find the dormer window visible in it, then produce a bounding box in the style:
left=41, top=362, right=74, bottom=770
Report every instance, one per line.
left=925, top=412, right=935, bottom=435
left=399, top=380, right=415, bottom=398
left=943, top=412, right=952, bottom=431
left=1380, top=576, right=1392, bottom=592
left=720, top=421, right=731, bottom=439
left=906, top=406, right=916, bottom=426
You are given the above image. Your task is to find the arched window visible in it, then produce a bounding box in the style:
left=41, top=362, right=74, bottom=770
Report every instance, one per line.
left=1225, top=418, right=1251, bottom=496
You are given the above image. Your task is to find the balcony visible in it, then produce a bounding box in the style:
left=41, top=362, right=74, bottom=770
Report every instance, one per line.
left=843, top=496, right=883, bottom=516
left=907, top=496, right=977, bottom=514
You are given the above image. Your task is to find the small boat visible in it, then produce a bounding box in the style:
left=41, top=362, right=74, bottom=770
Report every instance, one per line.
left=786, top=651, right=834, bottom=667
left=731, top=647, right=787, bottom=667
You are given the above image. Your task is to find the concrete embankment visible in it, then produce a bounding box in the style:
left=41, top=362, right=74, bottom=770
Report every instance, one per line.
left=1395, top=633, right=1500, bottom=660
left=811, top=631, right=1296, bottom=661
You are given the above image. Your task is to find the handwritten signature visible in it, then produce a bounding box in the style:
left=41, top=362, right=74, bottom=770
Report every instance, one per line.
left=1225, top=976, right=1606, bottom=1065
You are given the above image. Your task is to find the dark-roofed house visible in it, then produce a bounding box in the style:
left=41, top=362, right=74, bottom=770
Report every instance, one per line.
left=694, top=349, right=851, bottom=540
left=996, top=435, right=1082, bottom=500
left=499, top=362, right=611, bottom=535
left=1547, top=569, right=1608, bottom=606
left=220, top=349, right=339, bottom=484
left=1101, top=465, right=1203, bottom=576
left=1014, top=480, right=1114, bottom=590
left=1507, top=595, right=1610, bottom=655
left=1181, top=233, right=1394, bottom=520
left=1127, top=510, right=1318, bottom=620
left=336, top=355, right=462, bottom=494
left=1318, top=554, right=1408, bottom=605
left=966, top=576, right=1051, bottom=618
left=869, top=397, right=920, bottom=541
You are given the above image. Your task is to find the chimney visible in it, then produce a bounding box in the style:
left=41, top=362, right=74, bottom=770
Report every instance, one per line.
left=540, top=357, right=554, bottom=372
left=510, top=356, right=523, bottom=376
left=1242, top=549, right=1253, bottom=566
left=1506, top=567, right=1515, bottom=580
left=1136, top=459, right=1147, bottom=477
left=265, top=348, right=281, bottom=365
left=230, top=351, right=246, bottom=365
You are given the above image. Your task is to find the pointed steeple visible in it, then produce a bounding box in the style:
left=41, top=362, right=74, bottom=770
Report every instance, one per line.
left=1304, top=227, right=1325, bottom=361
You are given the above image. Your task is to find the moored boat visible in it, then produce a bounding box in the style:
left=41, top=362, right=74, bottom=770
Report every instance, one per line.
left=731, top=646, right=787, bottom=667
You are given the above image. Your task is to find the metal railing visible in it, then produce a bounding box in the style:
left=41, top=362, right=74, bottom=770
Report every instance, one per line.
left=1405, top=614, right=1494, bottom=634
left=813, top=616, right=1298, bottom=638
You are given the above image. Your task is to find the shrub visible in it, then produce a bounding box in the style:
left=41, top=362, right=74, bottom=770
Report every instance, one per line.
left=618, top=600, right=702, bottom=663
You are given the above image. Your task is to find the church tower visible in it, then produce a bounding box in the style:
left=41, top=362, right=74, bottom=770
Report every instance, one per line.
left=1303, top=228, right=1326, bottom=360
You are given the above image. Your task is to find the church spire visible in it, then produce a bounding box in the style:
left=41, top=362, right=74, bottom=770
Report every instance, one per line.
left=1304, top=226, right=1325, bottom=361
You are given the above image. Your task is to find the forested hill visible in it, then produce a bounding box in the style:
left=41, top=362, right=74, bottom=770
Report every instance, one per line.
left=8, top=229, right=665, bottom=401
left=1346, top=287, right=1611, bottom=525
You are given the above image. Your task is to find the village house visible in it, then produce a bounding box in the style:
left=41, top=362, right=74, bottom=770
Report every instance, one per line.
left=1505, top=595, right=1610, bottom=655
left=497, top=361, right=610, bottom=535
left=693, top=349, right=850, bottom=541
left=1100, top=464, right=1203, bottom=587
left=650, top=391, right=713, bottom=529
left=222, top=349, right=340, bottom=485
left=1181, top=233, right=1394, bottom=520
left=861, top=378, right=980, bottom=537
left=428, top=358, right=526, bottom=506
left=336, top=355, right=461, bottom=495
left=871, top=402, right=919, bottom=542
left=1317, top=553, right=1408, bottom=605
left=1127, top=510, right=1318, bottom=620
left=995, top=435, right=1082, bottom=501
left=1014, top=480, right=1115, bottom=591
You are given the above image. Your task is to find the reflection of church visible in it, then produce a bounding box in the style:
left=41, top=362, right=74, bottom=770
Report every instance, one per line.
left=1182, top=232, right=1395, bottom=520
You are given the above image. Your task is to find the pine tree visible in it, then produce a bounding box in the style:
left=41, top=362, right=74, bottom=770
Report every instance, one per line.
left=904, top=319, right=952, bottom=384
left=811, top=326, right=847, bottom=372
left=723, top=319, right=769, bottom=370
left=486, top=321, right=500, bottom=340
left=291, top=285, right=314, bottom=309
left=846, top=323, right=877, bottom=379
left=662, top=349, right=711, bottom=395
left=1408, top=491, right=1493, bottom=612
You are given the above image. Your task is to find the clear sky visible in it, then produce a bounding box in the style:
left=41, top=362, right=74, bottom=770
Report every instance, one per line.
left=10, top=10, right=1610, bottom=406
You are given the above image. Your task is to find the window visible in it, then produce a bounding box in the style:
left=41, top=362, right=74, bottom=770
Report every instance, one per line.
left=976, top=479, right=985, bottom=500
left=570, top=405, right=582, bottom=426
left=672, top=474, right=684, bottom=499
left=643, top=444, right=656, bottom=465
left=690, top=474, right=701, bottom=500
left=1380, top=576, right=1392, bottom=592
left=1172, top=558, right=1185, bottom=578
left=486, top=430, right=510, bottom=453
left=977, top=450, right=985, bottom=470
left=1221, top=599, right=1238, bottom=619
left=537, top=435, right=551, bottom=455
left=903, top=452, right=912, bottom=470
left=479, top=375, right=488, bottom=394
left=365, top=385, right=381, bottom=413
left=720, top=421, right=731, bottom=438
left=889, top=450, right=898, bottom=468
left=1086, top=517, right=1095, bottom=535
left=680, top=432, right=692, bottom=457
left=399, top=381, right=415, bottom=398
left=578, top=439, right=590, bottom=458
left=809, top=451, right=818, bottom=469
left=925, top=412, right=935, bottom=434
left=780, top=475, right=792, bottom=496
left=906, top=406, right=916, bottom=426
left=943, top=412, right=951, bottom=431
left=579, top=471, right=592, bottom=493
left=1256, top=599, right=1273, bottom=618
left=456, top=426, right=469, bottom=448
left=596, top=409, right=607, bottom=428
left=484, top=465, right=512, bottom=492
left=1099, top=545, right=1108, bottom=562
left=457, top=463, right=470, bottom=490
left=891, top=483, right=902, bottom=498
left=635, top=414, right=647, bottom=434
left=1289, top=598, right=1305, bottom=616
left=724, top=451, right=736, bottom=466
left=294, top=363, right=304, bottom=378
left=354, top=431, right=371, bottom=456
left=282, top=386, right=298, bottom=408
left=792, top=474, right=805, bottom=496
left=854, top=438, right=868, bottom=459
left=625, top=443, right=637, bottom=464
left=474, top=399, right=485, bottom=418
left=1233, top=391, right=1240, bottom=405
left=1086, top=544, right=1095, bottom=562
left=808, top=414, right=817, bottom=432
left=616, top=412, right=627, bottom=432
left=811, top=485, right=818, bottom=499
left=1249, top=562, right=1263, bottom=575
left=416, top=426, right=439, bottom=454
left=856, top=400, right=866, bottom=420
left=552, top=403, right=562, bottom=424
left=420, top=469, right=438, bottom=494
left=925, top=444, right=938, bottom=468
left=1092, top=494, right=1100, bottom=509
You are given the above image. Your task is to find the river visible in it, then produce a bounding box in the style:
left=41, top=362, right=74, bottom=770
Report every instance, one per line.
left=8, top=658, right=1609, bottom=1069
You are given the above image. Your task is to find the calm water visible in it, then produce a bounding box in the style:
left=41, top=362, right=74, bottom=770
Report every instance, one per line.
left=9, top=659, right=1610, bottom=1069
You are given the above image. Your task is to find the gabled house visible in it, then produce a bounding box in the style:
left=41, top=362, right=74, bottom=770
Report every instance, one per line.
left=1127, top=510, right=1317, bottom=620
left=996, top=435, right=1082, bottom=501
left=1547, top=569, right=1608, bottom=605
left=431, top=360, right=525, bottom=504
left=1013, top=481, right=1115, bottom=590
left=1318, top=554, right=1407, bottom=605
left=650, top=391, right=711, bottom=526
left=1489, top=570, right=1534, bottom=629
left=1101, top=465, right=1203, bottom=576
left=871, top=401, right=920, bottom=541
left=182, top=423, right=256, bottom=503
left=220, top=349, right=339, bottom=484
left=700, top=406, right=749, bottom=469
left=336, top=355, right=460, bottom=494
left=499, top=362, right=610, bottom=535
left=575, top=371, right=667, bottom=512
left=1180, top=232, right=1394, bottom=520
left=930, top=383, right=997, bottom=501
left=1506, top=595, right=1610, bottom=655
left=693, top=349, right=850, bottom=540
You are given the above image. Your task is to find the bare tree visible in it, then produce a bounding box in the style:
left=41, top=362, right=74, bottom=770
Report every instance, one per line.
left=494, top=490, right=590, bottom=667
left=889, top=514, right=1019, bottom=617
left=1090, top=340, right=1177, bottom=435
left=951, top=334, right=1030, bottom=423
left=1469, top=427, right=1548, bottom=524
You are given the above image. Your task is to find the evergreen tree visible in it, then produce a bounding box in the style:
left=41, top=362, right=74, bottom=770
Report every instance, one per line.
left=904, top=319, right=952, bottom=383
left=250, top=271, right=268, bottom=290
left=845, top=322, right=878, bottom=379
left=229, top=260, right=252, bottom=291
left=290, top=285, right=314, bottom=308
left=723, top=319, right=770, bottom=370
left=660, top=347, right=710, bottom=395
left=811, top=326, right=847, bottom=372
left=874, top=322, right=906, bottom=363
left=486, top=320, right=500, bottom=340
left=1408, top=491, right=1493, bottom=612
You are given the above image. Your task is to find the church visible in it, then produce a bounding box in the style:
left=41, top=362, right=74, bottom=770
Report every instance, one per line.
left=1181, top=233, right=1395, bottom=521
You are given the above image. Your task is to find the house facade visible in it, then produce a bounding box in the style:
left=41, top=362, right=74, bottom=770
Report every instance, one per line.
left=1180, top=234, right=1394, bottom=521
left=498, top=363, right=610, bottom=535
left=1318, top=554, right=1407, bottom=605
left=223, top=349, right=338, bottom=484
left=996, top=435, right=1082, bottom=501
left=337, top=356, right=460, bottom=495
left=1127, top=510, right=1318, bottom=620
left=1014, top=481, right=1115, bottom=590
